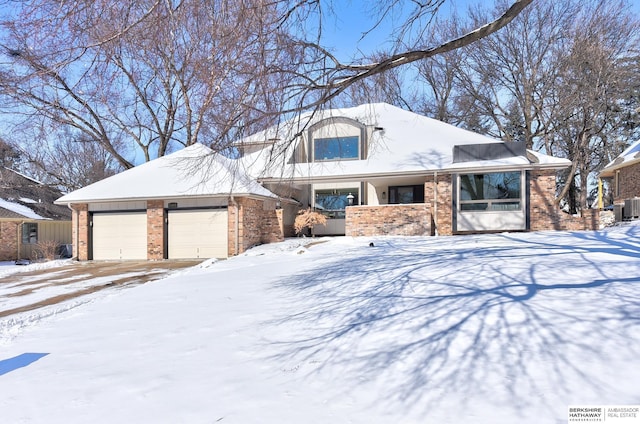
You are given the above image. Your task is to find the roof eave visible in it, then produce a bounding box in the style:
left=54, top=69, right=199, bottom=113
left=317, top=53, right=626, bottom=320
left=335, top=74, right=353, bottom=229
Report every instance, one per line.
left=599, top=157, right=640, bottom=178
left=54, top=192, right=276, bottom=205
left=258, top=161, right=570, bottom=184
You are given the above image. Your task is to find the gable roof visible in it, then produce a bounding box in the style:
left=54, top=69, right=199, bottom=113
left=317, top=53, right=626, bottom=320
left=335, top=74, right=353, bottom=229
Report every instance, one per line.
left=0, top=167, right=71, bottom=220
left=55, top=143, right=277, bottom=204
left=599, top=139, right=640, bottom=178
left=237, top=103, right=570, bottom=183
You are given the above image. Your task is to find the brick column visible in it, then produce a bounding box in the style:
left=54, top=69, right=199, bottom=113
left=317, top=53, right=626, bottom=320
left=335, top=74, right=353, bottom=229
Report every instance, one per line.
left=147, top=200, right=165, bottom=260
left=72, top=203, right=90, bottom=260
left=425, top=174, right=453, bottom=236
left=228, top=199, right=239, bottom=256
left=0, top=222, right=20, bottom=261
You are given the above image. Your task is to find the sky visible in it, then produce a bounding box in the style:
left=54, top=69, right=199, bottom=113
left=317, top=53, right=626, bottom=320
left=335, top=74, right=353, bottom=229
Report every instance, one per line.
left=1, top=223, right=639, bottom=423
left=321, top=0, right=640, bottom=62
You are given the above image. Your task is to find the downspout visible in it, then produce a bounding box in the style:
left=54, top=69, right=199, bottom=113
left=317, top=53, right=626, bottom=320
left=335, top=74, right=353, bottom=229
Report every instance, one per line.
left=67, top=203, right=78, bottom=260
left=433, top=171, right=438, bottom=236
left=230, top=196, right=239, bottom=256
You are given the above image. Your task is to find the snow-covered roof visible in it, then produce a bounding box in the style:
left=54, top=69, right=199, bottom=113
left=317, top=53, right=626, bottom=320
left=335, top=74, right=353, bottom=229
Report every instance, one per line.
left=0, top=198, right=47, bottom=219
left=600, top=139, right=640, bottom=177
left=238, top=103, right=570, bottom=182
left=56, top=144, right=277, bottom=204
left=1, top=167, right=70, bottom=220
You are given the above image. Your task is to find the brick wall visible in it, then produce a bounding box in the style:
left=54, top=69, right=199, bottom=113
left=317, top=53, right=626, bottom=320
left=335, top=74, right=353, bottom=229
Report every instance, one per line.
left=529, top=170, right=600, bottom=231
left=614, top=163, right=640, bottom=203
left=0, top=221, right=19, bottom=261
left=72, top=203, right=90, bottom=260
left=228, top=197, right=284, bottom=256
left=345, top=204, right=431, bottom=236
left=147, top=200, right=165, bottom=260
left=424, top=174, right=453, bottom=236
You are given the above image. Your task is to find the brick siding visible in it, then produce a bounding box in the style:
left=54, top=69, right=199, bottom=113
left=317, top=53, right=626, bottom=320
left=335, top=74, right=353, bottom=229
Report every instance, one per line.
left=529, top=170, right=600, bottom=231
left=230, top=197, right=284, bottom=255
left=614, top=162, right=640, bottom=203
left=0, top=221, right=19, bottom=261
left=346, top=204, right=431, bottom=236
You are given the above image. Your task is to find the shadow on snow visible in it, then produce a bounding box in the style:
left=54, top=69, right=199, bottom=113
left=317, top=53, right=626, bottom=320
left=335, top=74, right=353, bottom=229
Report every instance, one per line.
left=264, top=224, right=640, bottom=416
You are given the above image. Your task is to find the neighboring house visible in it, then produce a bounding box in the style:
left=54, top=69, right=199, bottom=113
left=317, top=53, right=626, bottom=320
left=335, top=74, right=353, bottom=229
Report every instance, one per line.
left=56, top=103, right=598, bottom=261
left=0, top=167, right=72, bottom=261
left=599, top=138, right=640, bottom=203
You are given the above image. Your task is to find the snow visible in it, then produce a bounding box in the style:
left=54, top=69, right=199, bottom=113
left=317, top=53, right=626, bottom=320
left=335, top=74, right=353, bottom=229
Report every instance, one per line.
left=0, top=259, right=72, bottom=278
left=600, top=138, right=640, bottom=177
left=1, top=225, right=640, bottom=423
left=0, top=198, right=46, bottom=219
left=55, top=143, right=277, bottom=204
left=239, top=103, right=570, bottom=182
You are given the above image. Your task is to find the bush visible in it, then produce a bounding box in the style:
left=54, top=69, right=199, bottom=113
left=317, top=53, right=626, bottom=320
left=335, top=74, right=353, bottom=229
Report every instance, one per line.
left=294, top=208, right=327, bottom=236
left=33, top=240, right=60, bottom=261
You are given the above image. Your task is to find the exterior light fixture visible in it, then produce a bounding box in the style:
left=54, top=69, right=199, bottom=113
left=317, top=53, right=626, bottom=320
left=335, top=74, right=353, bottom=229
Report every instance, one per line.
left=347, top=193, right=354, bottom=206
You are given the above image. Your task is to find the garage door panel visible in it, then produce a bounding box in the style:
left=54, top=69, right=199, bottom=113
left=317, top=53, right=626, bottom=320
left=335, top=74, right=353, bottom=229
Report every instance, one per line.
left=92, top=212, right=147, bottom=260
left=168, top=209, right=228, bottom=259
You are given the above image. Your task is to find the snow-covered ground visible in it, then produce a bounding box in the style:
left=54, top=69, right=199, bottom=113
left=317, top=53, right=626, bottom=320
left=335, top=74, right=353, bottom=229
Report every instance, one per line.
left=1, top=226, right=639, bottom=423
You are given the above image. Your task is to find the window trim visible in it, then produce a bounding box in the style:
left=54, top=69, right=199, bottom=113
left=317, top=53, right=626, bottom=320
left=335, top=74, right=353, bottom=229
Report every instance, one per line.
left=457, top=171, right=524, bottom=212
left=21, top=222, right=38, bottom=244
left=388, top=185, right=425, bottom=204
left=312, top=136, right=360, bottom=162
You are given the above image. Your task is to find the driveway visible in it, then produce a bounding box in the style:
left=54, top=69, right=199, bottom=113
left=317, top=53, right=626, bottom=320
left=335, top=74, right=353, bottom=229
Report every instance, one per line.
left=0, top=260, right=202, bottom=318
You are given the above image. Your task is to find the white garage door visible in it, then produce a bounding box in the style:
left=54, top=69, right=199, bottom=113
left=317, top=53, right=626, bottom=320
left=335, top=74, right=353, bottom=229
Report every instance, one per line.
left=92, top=212, right=147, bottom=260
left=168, top=209, right=228, bottom=259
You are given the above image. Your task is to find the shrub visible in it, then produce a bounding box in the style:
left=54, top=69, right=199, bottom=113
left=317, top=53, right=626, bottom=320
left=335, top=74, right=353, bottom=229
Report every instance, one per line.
left=294, top=208, right=327, bottom=236
left=33, top=240, right=60, bottom=261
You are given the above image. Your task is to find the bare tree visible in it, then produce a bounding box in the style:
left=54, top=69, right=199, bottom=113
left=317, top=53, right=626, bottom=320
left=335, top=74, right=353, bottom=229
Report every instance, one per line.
left=279, top=0, right=534, bottom=113
left=0, top=138, right=22, bottom=169
left=0, top=0, right=297, bottom=169
left=0, top=0, right=537, bottom=190
left=549, top=0, right=640, bottom=212
left=18, top=130, right=123, bottom=192
left=412, top=0, right=639, bottom=212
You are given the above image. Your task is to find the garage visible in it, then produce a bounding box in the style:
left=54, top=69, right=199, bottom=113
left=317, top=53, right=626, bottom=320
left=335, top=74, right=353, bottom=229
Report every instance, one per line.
left=92, top=212, right=147, bottom=260
left=167, top=209, right=228, bottom=259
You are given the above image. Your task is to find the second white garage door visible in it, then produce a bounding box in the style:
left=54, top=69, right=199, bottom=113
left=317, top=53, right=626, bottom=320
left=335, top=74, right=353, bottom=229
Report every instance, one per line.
left=168, top=209, right=228, bottom=259
left=92, top=212, right=148, bottom=260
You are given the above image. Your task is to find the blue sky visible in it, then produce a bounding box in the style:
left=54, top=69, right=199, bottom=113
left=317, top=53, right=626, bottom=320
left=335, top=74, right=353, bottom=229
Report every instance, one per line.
left=319, top=0, right=480, bottom=62
left=321, top=0, right=640, bottom=62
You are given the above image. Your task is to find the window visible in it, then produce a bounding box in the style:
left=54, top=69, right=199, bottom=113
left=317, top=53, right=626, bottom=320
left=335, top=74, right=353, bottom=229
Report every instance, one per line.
left=314, top=136, right=359, bottom=161
left=314, top=189, right=358, bottom=219
left=22, top=223, right=38, bottom=244
left=389, top=185, right=425, bottom=204
left=459, top=172, right=522, bottom=211
left=615, top=170, right=620, bottom=197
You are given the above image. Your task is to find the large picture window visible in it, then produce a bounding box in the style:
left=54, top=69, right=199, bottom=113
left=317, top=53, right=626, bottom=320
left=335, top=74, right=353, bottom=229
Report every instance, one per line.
left=314, top=136, right=359, bottom=161
left=459, top=172, right=522, bottom=211
left=389, top=185, right=425, bottom=204
left=314, top=189, right=358, bottom=219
